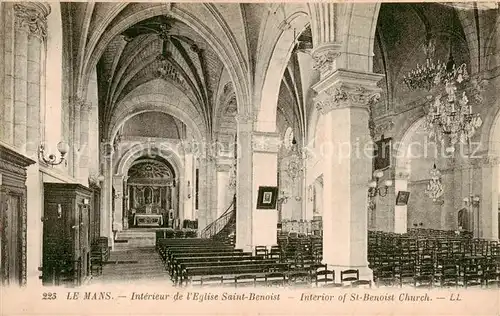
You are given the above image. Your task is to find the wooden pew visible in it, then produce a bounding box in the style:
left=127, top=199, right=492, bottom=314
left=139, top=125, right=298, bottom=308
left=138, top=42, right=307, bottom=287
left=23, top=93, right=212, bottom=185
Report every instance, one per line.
left=165, top=247, right=239, bottom=260
left=182, top=262, right=290, bottom=286
left=176, top=258, right=277, bottom=284
left=168, top=252, right=253, bottom=274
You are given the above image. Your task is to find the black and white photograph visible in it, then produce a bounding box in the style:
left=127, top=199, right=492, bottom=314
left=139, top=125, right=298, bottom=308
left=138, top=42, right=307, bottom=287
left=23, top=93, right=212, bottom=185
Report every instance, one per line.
left=0, top=1, right=499, bottom=315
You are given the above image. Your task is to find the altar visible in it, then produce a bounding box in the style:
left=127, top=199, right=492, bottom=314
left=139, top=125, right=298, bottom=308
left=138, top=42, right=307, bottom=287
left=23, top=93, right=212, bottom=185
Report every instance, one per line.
left=134, top=214, right=163, bottom=227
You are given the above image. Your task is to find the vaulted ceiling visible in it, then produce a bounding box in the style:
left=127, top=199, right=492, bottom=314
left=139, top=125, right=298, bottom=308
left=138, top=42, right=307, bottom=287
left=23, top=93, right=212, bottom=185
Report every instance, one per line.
left=97, top=15, right=223, bottom=138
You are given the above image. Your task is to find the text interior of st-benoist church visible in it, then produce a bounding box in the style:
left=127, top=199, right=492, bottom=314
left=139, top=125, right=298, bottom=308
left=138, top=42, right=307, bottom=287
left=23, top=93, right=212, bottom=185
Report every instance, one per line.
left=1, top=2, right=500, bottom=291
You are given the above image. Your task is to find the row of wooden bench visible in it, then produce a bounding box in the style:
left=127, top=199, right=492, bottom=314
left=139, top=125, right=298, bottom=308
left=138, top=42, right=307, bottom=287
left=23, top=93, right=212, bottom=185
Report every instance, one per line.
left=158, top=238, right=287, bottom=285
left=156, top=238, right=368, bottom=287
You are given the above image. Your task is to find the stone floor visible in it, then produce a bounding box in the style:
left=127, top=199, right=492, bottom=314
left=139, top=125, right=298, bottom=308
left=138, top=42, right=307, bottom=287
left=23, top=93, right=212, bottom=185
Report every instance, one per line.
left=89, top=230, right=172, bottom=285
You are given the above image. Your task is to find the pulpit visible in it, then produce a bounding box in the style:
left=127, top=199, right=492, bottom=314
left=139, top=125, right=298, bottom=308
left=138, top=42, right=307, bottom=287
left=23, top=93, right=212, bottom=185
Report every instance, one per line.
left=42, top=183, right=92, bottom=286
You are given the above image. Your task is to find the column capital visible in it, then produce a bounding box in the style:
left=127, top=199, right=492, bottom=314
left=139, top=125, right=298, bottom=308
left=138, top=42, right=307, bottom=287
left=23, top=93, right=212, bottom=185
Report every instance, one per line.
left=312, top=69, right=384, bottom=115
left=252, top=131, right=281, bottom=154
left=14, top=3, right=51, bottom=39
left=235, top=112, right=256, bottom=126
left=470, top=155, right=500, bottom=168
left=371, top=116, right=395, bottom=140
left=311, top=43, right=342, bottom=79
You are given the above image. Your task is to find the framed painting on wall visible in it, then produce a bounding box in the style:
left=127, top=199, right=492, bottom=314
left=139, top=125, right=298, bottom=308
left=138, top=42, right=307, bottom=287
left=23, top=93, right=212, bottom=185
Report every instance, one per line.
left=373, top=136, right=392, bottom=171
left=256, top=186, right=278, bottom=209
left=396, top=191, right=411, bottom=206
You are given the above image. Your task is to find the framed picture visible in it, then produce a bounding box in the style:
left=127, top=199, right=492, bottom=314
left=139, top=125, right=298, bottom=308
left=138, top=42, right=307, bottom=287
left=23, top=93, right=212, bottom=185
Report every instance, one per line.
left=396, top=191, right=410, bottom=206
left=373, top=136, right=392, bottom=171
left=256, top=186, right=278, bottom=209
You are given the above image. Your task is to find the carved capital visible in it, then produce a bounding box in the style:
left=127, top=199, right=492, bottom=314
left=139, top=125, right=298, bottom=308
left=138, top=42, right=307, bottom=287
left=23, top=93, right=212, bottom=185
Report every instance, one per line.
left=14, top=3, right=50, bottom=39
left=312, top=43, right=342, bottom=78
left=315, top=84, right=381, bottom=115
left=312, top=69, right=384, bottom=115
left=371, top=118, right=395, bottom=140
left=470, top=155, right=500, bottom=168
left=252, top=132, right=281, bottom=153
left=216, top=163, right=232, bottom=172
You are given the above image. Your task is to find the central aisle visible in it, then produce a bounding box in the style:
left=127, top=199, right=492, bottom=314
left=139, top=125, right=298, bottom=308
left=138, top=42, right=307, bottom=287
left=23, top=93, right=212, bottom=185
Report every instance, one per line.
left=90, top=230, right=173, bottom=285
left=90, top=247, right=172, bottom=285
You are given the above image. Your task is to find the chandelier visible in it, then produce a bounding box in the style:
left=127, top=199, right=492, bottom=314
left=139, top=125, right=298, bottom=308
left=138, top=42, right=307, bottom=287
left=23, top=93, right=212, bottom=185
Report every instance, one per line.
left=228, top=159, right=237, bottom=189
left=404, top=38, right=484, bottom=147
left=285, top=138, right=304, bottom=180
left=424, top=163, right=444, bottom=201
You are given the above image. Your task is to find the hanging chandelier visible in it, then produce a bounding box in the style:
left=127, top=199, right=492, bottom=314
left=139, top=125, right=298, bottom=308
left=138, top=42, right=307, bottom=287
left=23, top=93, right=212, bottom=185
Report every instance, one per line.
left=285, top=138, right=304, bottom=180
left=404, top=37, right=484, bottom=147
left=424, top=163, right=444, bottom=201
left=228, top=159, right=237, bottom=189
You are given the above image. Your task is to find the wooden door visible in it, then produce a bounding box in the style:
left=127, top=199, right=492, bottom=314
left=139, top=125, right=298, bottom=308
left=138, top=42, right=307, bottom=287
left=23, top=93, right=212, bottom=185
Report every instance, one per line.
left=0, top=191, right=22, bottom=286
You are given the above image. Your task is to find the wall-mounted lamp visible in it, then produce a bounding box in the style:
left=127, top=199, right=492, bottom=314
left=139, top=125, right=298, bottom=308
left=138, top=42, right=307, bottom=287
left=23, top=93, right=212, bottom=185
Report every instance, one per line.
left=368, top=170, right=393, bottom=197
left=277, top=190, right=289, bottom=204
left=57, top=204, right=62, bottom=219
left=39, top=141, right=69, bottom=166
left=187, top=181, right=191, bottom=199
left=463, top=195, right=480, bottom=207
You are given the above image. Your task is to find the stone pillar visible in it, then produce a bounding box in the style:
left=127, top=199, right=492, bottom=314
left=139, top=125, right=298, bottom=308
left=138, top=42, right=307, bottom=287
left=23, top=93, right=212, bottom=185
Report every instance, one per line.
left=251, top=131, right=280, bottom=249
left=112, top=175, right=124, bottom=232
left=478, top=156, right=499, bottom=240
left=78, top=98, right=92, bottom=186
left=312, top=68, right=383, bottom=281
left=235, top=113, right=254, bottom=251
left=100, top=144, right=113, bottom=248
left=123, top=177, right=129, bottom=230
left=197, top=157, right=209, bottom=232
left=8, top=2, right=51, bottom=287
left=183, top=152, right=194, bottom=220
left=207, top=157, right=217, bottom=225
left=394, top=167, right=410, bottom=234
left=216, top=159, right=232, bottom=217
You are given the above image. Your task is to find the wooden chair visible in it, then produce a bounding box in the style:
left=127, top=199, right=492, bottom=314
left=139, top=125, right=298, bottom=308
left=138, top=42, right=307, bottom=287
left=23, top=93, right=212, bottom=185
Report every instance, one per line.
left=315, top=266, right=339, bottom=287
left=255, top=246, right=268, bottom=258
left=374, top=265, right=396, bottom=287
left=340, top=269, right=359, bottom=286
left=288, top=271, right=312, bottom=287
left=414, top=275, right=433, bottom=288
left=439, top=264, right=460, bottom=288
left=265, top=272, right=287, bottom=287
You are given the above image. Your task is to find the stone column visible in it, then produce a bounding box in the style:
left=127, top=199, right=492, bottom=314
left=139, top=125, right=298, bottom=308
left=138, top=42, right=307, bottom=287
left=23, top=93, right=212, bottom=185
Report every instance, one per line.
left=77, top=98, right=92, bottom=186
left=112, top=175, right=124, bottom=232
left=197, top=157, right=209, bottom=232
left=9, top=2, right=51, bottom=287
left=207, top=156, right=217, bottom=225
left=312, top=68, right=383, bottom=281
left=216, top=159, right=232, bottom=218
left=100, top=143, right=113, bottom=249
left=251, top=131, right=280, bottom=249
left=235, top=113, right=254, bottom=251
left=478, top=156, right=499, bottom=240
left=183, top=152, right=194, bottom=220
left=123, top=176, right=129, bottom=230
